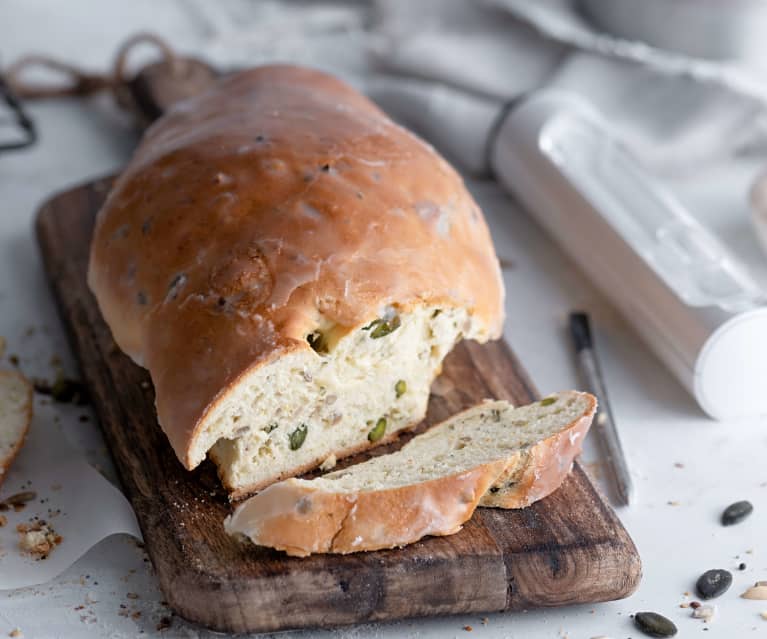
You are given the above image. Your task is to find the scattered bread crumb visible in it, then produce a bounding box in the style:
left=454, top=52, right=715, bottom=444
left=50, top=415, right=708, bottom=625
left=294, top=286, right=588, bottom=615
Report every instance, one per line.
left=0, top=515, right=6, bottom=527
left=692, top=604, right=716, bottom=622
left=742, top=582, right=767, bottom=600
left=481, top=617, right=488, bottom=625
left=9, top=629, right=22, bottom=638
left=1, top=491, right=37, bottom=512
left=463, top=626, right=472, bottom=632
left=667, top=500, right=681, bottom=506
left=126, top=592, right=139, bottom=599
left=673, top=462, right=684, bottom=468
left=16, top=520, right=62, bottom=559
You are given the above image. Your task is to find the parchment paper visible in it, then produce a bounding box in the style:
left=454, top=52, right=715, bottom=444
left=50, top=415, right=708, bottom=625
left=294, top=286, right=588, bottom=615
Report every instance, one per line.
left=0, top=403, right=141, bottom=590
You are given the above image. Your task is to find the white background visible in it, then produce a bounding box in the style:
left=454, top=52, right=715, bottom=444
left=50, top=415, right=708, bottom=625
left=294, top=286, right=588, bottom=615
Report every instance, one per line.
left=1, top=1, right=766, bottom=637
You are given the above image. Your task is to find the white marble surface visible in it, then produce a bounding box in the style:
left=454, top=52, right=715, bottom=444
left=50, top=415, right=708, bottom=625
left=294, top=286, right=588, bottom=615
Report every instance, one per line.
left=1, top=1, right=767, bottom=637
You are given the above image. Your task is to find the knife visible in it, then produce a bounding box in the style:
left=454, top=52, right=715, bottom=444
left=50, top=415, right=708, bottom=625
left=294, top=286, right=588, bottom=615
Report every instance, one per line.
left=569, top=312, right=634, bottom=506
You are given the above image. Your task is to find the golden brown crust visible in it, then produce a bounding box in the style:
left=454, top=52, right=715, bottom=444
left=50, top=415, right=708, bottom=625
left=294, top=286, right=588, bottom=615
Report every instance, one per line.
left=0, top=370, right=34, bottom=489
left=88, top=65, right=505, bottom=469
left=225, top=460, right=507, bottom=557
left=479, top=393, right=597, bottom=508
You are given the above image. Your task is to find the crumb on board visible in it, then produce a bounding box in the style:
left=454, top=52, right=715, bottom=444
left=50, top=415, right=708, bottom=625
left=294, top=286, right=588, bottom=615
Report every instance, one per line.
left=463, top=625, right=473, bottom=632
left=9, top=629, right=22, bottom=638
left=16, top=520, right=62, bottom=560
left=481, top=617, right=488, bottom=625
left=0, top=515, right=6, bottom=527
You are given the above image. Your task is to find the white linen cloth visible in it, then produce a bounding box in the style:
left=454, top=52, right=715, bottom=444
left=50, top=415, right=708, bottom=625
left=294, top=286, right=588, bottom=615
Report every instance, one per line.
left=367, top=0, right=767, bottom=175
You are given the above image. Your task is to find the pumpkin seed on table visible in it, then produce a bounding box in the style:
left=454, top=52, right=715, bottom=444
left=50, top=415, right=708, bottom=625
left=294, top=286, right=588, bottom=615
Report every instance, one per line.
left=696, top=568, right=733, bottom=600
left=633, top=611, right=678, bottom=637
left=721, top=500, right=753, bottom=526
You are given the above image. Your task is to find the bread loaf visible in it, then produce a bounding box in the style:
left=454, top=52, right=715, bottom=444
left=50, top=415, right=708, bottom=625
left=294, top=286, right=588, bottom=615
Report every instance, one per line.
left=225, top=391, right=596, bottom=556
left=87, top=66, right=505, bottom=498
left=0, top=370, right=33, bottom=488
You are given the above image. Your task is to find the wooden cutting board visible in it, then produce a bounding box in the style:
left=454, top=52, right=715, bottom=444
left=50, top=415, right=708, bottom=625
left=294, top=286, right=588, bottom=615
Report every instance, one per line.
left=35, top=175, right=641, bottom=633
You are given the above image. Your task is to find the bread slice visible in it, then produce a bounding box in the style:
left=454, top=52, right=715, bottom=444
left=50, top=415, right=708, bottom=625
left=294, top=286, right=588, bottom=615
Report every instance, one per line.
left=225, top=391, right=596, bottom=556
left=0, top=370, right=33, bottom=489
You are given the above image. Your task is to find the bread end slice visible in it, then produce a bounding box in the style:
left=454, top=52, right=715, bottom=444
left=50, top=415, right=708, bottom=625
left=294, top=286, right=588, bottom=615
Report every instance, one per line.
left=225, top=391, right=595, bottom=556
left=0, top=370, right=34, bottom=489
left=481, top=392, right=596, bottom=508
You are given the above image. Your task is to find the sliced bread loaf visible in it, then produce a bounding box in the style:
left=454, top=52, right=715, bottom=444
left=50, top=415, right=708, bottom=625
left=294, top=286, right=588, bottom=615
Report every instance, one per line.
left=225, top=391, right=596, bottom=556
left=87, top=66, right=505, bottom=499
left=0, top=370, right=33, bottom=489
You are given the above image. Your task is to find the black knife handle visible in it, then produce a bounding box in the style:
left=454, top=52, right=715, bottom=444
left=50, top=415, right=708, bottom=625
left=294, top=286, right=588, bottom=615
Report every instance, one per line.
left=569, top=311, right=593, bottom=354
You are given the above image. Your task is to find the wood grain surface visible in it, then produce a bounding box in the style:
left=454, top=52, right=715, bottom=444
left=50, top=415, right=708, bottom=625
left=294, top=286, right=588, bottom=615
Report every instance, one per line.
left=36, top=177, right=641, bottom=633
